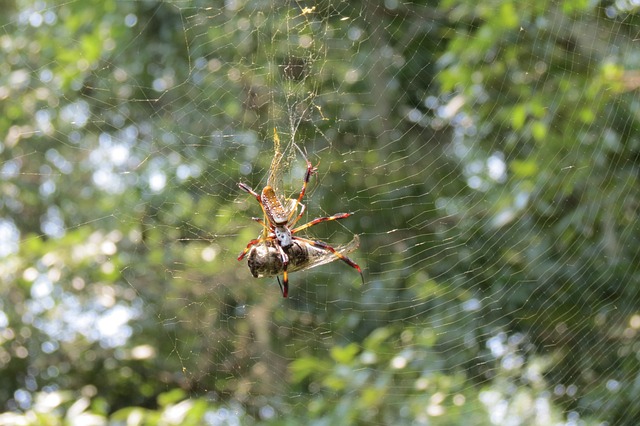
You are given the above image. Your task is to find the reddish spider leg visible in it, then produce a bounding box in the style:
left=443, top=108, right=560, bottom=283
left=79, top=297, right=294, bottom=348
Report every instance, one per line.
left=286, top=145, right=318, bottom=227
left=237, top=183, right=268, bottom=259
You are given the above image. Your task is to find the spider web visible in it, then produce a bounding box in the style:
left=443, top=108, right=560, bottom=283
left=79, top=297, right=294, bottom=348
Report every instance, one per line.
left=1, top=0, right=640, bottom=424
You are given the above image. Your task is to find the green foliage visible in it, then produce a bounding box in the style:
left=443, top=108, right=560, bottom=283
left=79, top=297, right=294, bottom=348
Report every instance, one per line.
left=0, top=389, right=251, bottom=426
left=285, top=326, right=576, bottom=425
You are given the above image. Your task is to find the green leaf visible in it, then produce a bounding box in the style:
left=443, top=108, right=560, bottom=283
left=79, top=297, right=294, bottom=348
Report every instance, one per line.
left=330, top=343, right=360, bottom=364
left=363, top=327, right=394, bottom=351
left=531, top=121, right=548, bottom=142
left=510, top=159, right=538, bottom=178
left=511, top=104, right=527, bottom=130
left=498, top=1, right=519, bottom=30
left=157, top=388, right=187, bottom=407
left=290, top=356, right=330, bottom=383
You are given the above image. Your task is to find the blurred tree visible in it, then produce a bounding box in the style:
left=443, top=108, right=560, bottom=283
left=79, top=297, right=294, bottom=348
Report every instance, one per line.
left=0, top=0, right=639, bottom=424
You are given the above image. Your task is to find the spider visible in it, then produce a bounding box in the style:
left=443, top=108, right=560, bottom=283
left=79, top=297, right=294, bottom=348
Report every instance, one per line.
left=237, top=147, right=364, bottom=297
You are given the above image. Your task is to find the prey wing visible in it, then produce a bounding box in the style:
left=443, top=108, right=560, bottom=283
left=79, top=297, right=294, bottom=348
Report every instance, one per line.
left=290, top=235, right=360, bottom=273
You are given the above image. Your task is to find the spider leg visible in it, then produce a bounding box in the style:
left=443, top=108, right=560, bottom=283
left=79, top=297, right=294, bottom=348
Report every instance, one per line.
left=251, top=217, right=268, bottom=228
left=240, top=182, right=271, bottom=237
left=238, top=182, right=261, bottom=201
left=286, top=145, right=318, bottom=223
left=287, top=202, right=306, bottom=228
left=276, top=276, right=284, bottom=297
left=291, top=212, right=352, bottom=234
left=293, top=236, right=364, bottom=285
left=281, top=270, right=289, bottom=297
left=274, top=243, right=290, bottom=297
left=238, top=237, right=270, bottom=261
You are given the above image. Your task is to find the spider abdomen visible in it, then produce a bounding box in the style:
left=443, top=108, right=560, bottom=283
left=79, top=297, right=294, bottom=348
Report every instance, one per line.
left=261, top=186, right=289, bottom=225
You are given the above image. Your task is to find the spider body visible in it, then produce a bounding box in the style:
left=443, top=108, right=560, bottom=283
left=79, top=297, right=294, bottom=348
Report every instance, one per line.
left=238, top=148, right=363, bottom=297
left=261, top=186, right=293, bottom=247
left=261, top=186, right=290, bottom=226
